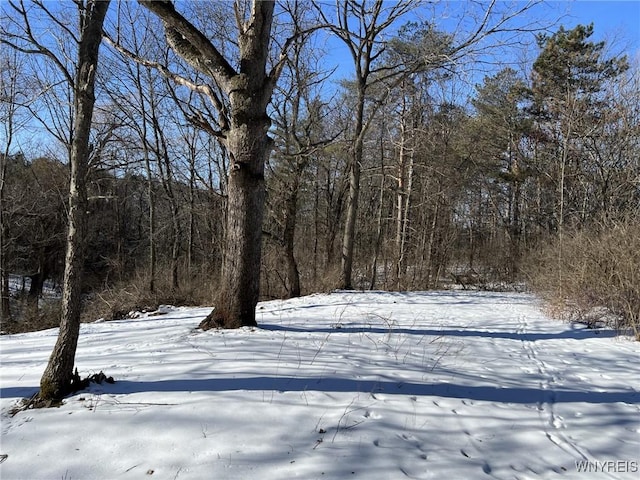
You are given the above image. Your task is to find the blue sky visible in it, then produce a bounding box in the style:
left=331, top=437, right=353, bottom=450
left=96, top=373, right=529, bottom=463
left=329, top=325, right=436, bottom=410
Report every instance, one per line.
left=3, top=0, right=638, bottom=157
left=318, top=0, right=640, bottom=89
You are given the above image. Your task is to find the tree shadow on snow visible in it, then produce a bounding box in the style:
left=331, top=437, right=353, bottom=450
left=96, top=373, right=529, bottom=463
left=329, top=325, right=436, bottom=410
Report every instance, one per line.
left=7, top=376, right=627, bottom=405
left=259, top=323, right=618, bottom=341
left=3, top=376, right=637, bottom=406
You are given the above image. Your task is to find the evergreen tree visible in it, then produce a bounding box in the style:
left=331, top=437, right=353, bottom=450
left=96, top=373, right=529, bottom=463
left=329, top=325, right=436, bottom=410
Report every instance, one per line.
left=529, top=24, right=628, bottom=230
left=471, top=68, right=530, bottom=277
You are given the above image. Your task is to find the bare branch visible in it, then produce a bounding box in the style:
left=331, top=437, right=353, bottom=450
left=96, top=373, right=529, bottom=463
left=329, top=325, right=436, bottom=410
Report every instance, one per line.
left=33, top=0, right=80, bottom=44
left=2, top=0, right=75, bottom=86
left=102, top=32, right=228, bottom=126
left=138, top=0, right=237, bottom=89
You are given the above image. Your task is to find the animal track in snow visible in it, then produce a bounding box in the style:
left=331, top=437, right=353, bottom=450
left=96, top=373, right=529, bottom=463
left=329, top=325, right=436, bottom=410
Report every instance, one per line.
left=363, top=410, right=381, bottom=419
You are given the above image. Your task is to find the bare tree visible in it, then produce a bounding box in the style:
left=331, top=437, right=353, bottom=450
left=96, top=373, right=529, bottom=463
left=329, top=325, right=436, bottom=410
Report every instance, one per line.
left=315, top=0, right=422, bottom=289
left=41, top=0, right=110, bottom=401
left=316, top=0, right=544, bottom=288
left=130, top=0, right=301, bottom=328
left=268, top=6, right=336, bottom=298
left=1, top=0, right=111, bottom=401
left=0, top=51, right=27, bottom=322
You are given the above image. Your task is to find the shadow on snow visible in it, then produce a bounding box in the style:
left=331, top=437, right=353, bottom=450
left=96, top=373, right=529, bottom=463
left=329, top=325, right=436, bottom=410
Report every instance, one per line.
left=2, top=378, right=637, bottom=405
left=259, top=324, right=618, bottom=341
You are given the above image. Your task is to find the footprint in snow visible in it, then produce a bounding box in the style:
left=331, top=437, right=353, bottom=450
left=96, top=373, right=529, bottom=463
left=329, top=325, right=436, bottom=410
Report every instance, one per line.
left=551, top=415, right=565, bottom=429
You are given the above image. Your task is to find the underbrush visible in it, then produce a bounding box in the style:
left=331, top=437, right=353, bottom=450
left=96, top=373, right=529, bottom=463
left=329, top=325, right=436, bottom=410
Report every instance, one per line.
left=1, top=300, right=62, bottom=335
left=526, top=216, right=640, bottom=340
left=82, top=273, right=215, bottom=322
left=2, top=271, right=215, bottom=334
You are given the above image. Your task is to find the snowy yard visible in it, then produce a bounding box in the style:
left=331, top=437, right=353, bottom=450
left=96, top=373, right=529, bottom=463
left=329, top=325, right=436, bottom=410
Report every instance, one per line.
left=1, top=291, right=639, bottom=479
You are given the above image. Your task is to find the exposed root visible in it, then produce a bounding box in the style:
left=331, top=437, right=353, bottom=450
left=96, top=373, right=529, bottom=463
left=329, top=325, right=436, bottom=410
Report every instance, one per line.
left=9, top=370, right=115, bottom=415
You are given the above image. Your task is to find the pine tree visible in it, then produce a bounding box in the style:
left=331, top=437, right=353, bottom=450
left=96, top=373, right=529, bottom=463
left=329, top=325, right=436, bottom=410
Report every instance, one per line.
left=529, top=23, right=628, bottom=231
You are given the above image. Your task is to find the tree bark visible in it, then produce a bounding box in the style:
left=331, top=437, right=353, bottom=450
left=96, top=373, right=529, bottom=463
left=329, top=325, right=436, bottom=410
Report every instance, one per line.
left=393, top=98, right=408, bottom=290
left=204, top=116, right=270, bottom=327
left=369, top=138, right=386, bottom=290
left=144, top=141, right=157, bottom=293
left=136, top=65, right=157, bottom=293
left=339, top=89, right=365, bottom=289
left=1, top=53, right=18, bottom=323
left=39, top=0, right=110, bottom=402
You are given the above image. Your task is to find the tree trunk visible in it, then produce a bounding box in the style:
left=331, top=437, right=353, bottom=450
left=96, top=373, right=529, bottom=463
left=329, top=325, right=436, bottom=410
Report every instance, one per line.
left=188, top=153, right=196, bottom=277
left=144, top=148, right=156, bottom=293
left=27, top=271, right=45, bottom=305
left=393, top=103, right=408, bottom=290
left=150, top=85, right=181, bottom=291
left=283, top=176, right=301, bottom=298
left=509, top=152, right=522, bottom=280
left=340, top=158, right=361, bottom=289
left=1, top=64, right=13, bottom=323
left=313, top=163, right=320, bottom=284
left=159, top=148, right=181, bottom=291
left=39, top=0, right=110, bottom=402
left=138, top=68, right=156, bottom=293
left=138, top=0, right=277, bottom=329
left=339, top=89, right=366, bottom=289
left=324, top=165, right=342, bottom=269
left=201, top=118, right=270, bottom=328
left=0, top=161, right=10, bottom=322
left=369, top=160, right=385, bottom=290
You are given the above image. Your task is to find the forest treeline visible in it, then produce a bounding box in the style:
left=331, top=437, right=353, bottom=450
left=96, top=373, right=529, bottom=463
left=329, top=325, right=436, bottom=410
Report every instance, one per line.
left=1, top=2, right=639, bottom=341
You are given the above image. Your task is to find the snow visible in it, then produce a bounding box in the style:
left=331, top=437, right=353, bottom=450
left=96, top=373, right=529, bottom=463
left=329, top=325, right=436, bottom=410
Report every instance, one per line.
left=1, top=290, right=639, bottom=480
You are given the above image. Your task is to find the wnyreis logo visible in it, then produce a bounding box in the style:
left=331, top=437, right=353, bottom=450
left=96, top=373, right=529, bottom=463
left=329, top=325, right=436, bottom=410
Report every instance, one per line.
left=575, top=460, right=638, bottom=474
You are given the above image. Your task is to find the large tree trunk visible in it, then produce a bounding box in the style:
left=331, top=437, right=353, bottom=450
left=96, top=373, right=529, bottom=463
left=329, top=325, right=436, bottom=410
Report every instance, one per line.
left=39, top=0, right=110, bottom=402
left=201, top=117, right=270, bottom=328
left=138, top=0, right=277, bottom=329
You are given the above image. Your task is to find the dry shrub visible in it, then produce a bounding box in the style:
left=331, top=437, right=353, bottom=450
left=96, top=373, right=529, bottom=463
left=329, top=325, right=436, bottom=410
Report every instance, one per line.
left=320, top=264, right=343, bottom=291
left=82, top=269, right=216, bottom=322
left=2, top=300, right=62, bottom=334
left=2, top=269, right=216, bottom=334
left=526, top=216, right=640, bottom=339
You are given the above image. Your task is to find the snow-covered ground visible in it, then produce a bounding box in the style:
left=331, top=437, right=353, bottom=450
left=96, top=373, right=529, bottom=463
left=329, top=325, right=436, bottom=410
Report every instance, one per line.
left=1, top=291, right=639, bottom=480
